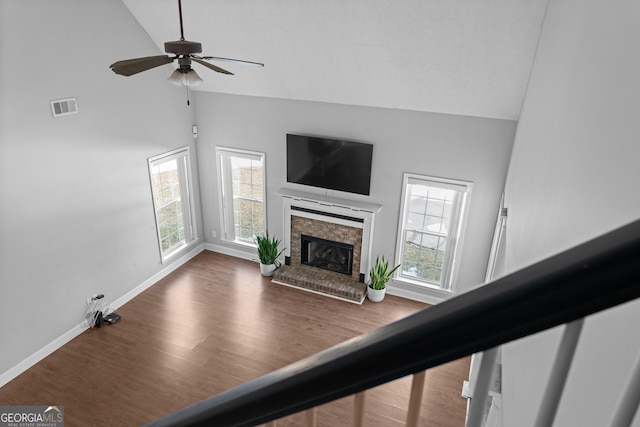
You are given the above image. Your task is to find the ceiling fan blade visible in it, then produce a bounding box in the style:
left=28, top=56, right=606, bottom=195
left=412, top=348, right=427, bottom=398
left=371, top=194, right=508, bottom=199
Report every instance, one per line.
left=192, top=58, right=234, bottom=75
left=200, top=56, right=264, bottom=67
left=110, top=55, right=175, bottom=76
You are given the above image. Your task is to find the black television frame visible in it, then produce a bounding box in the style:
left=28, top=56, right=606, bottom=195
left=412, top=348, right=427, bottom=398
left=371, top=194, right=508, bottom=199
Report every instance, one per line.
left=286, top=134, right=373, bottom=196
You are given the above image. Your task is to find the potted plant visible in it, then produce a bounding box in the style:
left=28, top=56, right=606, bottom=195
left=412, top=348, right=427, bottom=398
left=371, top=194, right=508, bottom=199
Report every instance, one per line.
left=254, top=232, right=285, bottom=277
left=367, top=256, right=401, bottom=302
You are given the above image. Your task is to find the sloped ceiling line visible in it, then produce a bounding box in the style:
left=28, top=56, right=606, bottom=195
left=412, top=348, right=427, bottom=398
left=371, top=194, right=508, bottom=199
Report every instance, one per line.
left=121, top=0, right=548, bottom=120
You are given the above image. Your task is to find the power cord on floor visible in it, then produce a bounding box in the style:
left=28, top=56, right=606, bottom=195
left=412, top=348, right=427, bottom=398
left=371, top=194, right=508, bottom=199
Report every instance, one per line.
left=85, top=294, right=120, bottom=328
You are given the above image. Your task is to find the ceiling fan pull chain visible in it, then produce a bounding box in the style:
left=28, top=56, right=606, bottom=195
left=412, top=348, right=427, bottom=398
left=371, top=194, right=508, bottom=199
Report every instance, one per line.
left=186, top=86, right=190, bottom=106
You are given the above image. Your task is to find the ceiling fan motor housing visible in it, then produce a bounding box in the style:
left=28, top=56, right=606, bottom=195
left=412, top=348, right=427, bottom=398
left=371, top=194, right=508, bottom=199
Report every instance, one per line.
left=177, top=57, right=194, bottom=71
left=165, top=40, right=202, bottom=55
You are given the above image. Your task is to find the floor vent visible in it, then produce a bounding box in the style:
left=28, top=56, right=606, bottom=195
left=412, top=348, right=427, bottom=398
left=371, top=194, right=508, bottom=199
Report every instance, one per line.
left=50, top=98, right=78, bottom=118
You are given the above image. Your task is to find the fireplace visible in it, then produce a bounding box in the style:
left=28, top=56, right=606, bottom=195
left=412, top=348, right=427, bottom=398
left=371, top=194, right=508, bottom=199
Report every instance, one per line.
left=273, top=188, right=382, bottom=304
left=301, top=235, right=354, bottom=275
left=290, top=214, right=364, bottom=282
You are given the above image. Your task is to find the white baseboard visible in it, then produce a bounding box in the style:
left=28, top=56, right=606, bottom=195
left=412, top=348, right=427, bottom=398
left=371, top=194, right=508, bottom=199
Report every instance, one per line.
left=0, top=323, right=87, bottom=388
left=204, top=242, right=258, bottom=263
left=387, top=280, right=455, bottom=305
left=0, top=243, right=205, bottom=388
left=0, top=243, right=449, bottom=388
left=110, top=243, right=205, bottom=310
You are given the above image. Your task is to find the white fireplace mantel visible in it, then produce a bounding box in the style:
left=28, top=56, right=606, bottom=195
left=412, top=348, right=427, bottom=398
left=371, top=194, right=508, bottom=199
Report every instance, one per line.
left=278, top=188, right=382, bottom=280
left=278, top=188, right=383, bottom=214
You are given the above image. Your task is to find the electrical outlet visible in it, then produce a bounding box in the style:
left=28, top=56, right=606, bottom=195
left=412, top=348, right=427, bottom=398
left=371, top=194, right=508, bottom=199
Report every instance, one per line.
left=212, top=230, right=217, bottom=238
left=86, top=294, right=104, bottom=306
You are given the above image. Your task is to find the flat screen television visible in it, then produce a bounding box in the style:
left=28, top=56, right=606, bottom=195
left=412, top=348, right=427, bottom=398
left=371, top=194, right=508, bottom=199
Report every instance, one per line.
left=286, top=134, right=373, bottom=196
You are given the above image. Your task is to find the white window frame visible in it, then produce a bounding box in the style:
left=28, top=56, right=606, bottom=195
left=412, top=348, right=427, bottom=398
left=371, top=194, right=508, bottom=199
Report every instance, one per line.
left=215, top=146, right=267, bottom=246
left=148, top=146, right=197, bottom=263
left=394, top=173, right=472, bottom=292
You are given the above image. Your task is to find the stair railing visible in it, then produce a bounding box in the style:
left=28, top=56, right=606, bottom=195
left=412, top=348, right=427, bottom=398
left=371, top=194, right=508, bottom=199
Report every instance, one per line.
left=143, top=219, right=640, bottom=427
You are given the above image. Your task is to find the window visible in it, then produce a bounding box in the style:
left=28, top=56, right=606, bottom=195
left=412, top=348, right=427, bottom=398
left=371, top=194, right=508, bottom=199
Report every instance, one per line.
left=395, top=173, right=471, bottom=291
left=216, top=147, right=266, bottom=245
left=148, top=147, right=196, bottom=262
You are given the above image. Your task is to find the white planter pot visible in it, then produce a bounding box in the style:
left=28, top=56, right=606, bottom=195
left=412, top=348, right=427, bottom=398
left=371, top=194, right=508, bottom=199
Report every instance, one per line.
left=260, top=263, right=276, bottom=277
left=367, top=287, right=386, bottom=302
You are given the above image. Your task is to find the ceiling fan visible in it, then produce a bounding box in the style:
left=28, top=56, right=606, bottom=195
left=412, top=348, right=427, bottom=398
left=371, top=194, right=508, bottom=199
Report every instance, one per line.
left=110, top=0, right=263, bottom=87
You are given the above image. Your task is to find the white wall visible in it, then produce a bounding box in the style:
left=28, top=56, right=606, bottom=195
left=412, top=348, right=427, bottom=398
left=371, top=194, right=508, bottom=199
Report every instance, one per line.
left=0, top=0, right=201, bottom=382
left=193, top=93, right=516, bottom=300
left=0, top=0, right=516, bottom=389
left=502, top=0, right=640, bottom=425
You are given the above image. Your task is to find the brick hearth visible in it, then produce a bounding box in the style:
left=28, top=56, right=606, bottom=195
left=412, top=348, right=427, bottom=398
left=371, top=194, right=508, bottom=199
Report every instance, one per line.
left=272, top=265, right=367, bottom=304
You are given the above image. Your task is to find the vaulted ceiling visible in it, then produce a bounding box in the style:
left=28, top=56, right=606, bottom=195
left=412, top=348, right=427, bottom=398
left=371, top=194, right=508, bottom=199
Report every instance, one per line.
left=120, top=0, right=548, bottom=120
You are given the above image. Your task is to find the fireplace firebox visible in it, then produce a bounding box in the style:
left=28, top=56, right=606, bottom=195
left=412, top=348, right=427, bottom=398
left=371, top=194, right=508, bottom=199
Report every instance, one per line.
left=301, top=235, right=354, bottom=276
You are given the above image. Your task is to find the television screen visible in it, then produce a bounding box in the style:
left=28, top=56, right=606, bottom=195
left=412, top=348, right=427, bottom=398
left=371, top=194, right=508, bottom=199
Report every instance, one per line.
left=286, top=134, right=373, bottom=195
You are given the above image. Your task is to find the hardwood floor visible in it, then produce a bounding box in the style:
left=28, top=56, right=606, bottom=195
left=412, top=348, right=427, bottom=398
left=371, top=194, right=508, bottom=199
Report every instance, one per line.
left=0, top=251, right=470, bottom=426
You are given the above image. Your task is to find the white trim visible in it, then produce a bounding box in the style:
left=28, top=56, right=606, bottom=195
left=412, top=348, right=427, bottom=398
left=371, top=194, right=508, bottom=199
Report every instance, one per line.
left=290, top=209, right=365, bottom=230
left=215, top=145, right=264, bottom=161
left=406, top=176, right=469, bottom=193
left=277, top=188, right=383, bottom=213
left=148, top=146, right=191, bottom=165
left=148, top=146, right=198, bottom=263
left=0, top=243, right=205, bottom=388
left=0, top=323, right=86, bottom=388
left=386, top=279, right=456, bottom=305
left=485, top=193, right=507, bottom=283
left=394, top=172, right=473, bottom=292
left=215, top=146, right=267, bottom=244
left=110, top=243, right=205, bottom=310
left=204, top=242, right=259, bottom=262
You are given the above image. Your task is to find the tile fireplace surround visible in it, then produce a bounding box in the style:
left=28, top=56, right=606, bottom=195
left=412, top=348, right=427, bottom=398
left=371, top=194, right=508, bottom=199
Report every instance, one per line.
left=273, top=188, right=382, bottom=304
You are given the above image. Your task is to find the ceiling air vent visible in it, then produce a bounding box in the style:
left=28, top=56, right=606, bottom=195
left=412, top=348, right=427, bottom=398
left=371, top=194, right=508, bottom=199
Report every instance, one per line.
left=50, top=98, right=78, bottom=118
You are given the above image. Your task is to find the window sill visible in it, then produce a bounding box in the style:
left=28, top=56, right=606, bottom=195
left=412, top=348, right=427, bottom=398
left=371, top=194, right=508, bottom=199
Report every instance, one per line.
left=161, top=240, right=199, bottom=264
left=387, top=278, right=456, bottom=305
left=220, top=238, right=257, bottom=250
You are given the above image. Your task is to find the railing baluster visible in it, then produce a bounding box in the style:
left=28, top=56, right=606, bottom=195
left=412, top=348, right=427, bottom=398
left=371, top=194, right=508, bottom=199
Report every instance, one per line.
left=353, top=391, right=366, bottom=427
left=406, top=371, right=426, bottom=427
left=607, top=349, right=640, bottom=427
left=534, top=318, right=584, bottom=427
left=304, top=407, right=316, bottom=427
left=466, top=347, right=499, bottom=427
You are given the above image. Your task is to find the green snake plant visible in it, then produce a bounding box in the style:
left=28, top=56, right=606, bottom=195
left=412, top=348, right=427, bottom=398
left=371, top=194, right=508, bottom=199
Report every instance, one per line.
left=254, top=232, right=285, bottom=267
left=368, top=256, right=401, bottom=290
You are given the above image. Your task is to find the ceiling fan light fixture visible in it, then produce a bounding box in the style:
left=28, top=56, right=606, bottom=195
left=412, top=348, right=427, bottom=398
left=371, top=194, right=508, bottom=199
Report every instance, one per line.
left=167, top=69, right=183, bottom=86
left=185, top=69, right=203, bottom=87
left=167, top=68, right=203, bottom=87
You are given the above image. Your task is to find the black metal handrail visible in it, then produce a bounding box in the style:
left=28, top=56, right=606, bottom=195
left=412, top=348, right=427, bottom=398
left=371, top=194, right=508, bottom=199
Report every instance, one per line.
left=143, top=219, right=640, bottom=427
